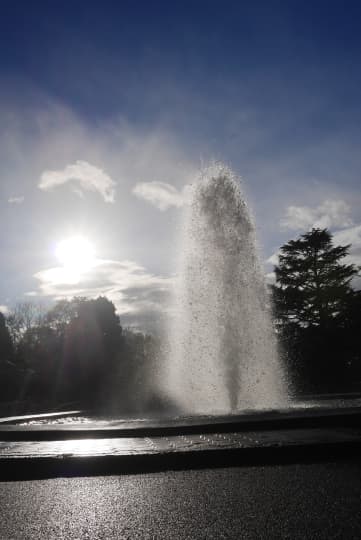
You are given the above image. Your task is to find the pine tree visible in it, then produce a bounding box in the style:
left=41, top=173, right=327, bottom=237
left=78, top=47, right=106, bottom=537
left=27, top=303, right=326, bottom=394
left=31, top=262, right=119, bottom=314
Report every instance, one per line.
left=272, top=228, right=359, bottom=330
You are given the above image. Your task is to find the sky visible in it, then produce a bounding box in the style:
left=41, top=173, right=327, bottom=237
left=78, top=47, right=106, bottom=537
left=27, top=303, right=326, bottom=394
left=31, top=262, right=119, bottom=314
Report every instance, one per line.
left=1, top=0, right=361, bottom=329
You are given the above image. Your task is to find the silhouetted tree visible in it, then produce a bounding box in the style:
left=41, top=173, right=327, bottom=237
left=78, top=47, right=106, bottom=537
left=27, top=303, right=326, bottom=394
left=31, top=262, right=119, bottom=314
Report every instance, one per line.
left=45, top=299, right=78, bottom=338
left=273, top=228, right=358, bottom=329
left=0, top=312, right=13, bottom=361
left=272, top=228, right=360, bottom=393
left=0, top=296, right=162, bottom=415
left=6, top=302, right=45, bottom=345
left=60, top=297, right=124, bottom=404
left=0, top=312, right=17, bottom=403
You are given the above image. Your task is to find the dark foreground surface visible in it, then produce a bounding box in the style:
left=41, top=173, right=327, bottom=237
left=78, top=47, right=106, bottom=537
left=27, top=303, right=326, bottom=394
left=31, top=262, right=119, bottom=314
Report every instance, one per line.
left=1, top=459, right=361, bottom=539
left=2, top=404, right=361, bottom=538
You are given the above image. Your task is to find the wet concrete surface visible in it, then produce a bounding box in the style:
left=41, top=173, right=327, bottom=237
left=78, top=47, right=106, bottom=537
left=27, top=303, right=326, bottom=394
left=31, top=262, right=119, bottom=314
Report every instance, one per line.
left=1, top=428, right=361, bottom=458
left=1, top=460, right=361, bottom=539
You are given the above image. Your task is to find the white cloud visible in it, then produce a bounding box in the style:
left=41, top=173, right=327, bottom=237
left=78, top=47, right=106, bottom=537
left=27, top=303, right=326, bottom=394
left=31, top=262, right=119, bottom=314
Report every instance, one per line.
left=333, top=223, right=361, bottom=247
left=133, top=181, right=184, bottom=210
left=280, top=205, right=316, bottom=230
left=266, top=252, right=279, bottom=266
left=39, top=160, right=116, bottom=203
left=334, top=224, right=361, bottom=268
left=0, top=304, right=9, bottom=315
left=330, top=225, right=361, bottom=288
left=8, top=196, right=24, bottom=204
left=28, top=259, right=174, bottom=331
left=281, top=199, right=353, bottom=231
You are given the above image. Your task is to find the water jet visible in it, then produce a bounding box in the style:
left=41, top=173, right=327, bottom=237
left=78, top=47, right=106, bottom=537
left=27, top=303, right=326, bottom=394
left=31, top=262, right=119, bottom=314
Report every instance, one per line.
left=168, top=164, right=287, bottom=414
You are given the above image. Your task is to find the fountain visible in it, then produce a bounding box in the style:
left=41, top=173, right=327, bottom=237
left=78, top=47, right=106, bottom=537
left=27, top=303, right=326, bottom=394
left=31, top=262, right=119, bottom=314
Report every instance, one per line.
left=168, top=164, right=288, bottom=415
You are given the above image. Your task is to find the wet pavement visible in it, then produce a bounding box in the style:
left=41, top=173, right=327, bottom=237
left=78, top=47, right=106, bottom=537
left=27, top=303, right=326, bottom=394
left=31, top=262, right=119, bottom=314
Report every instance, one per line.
left=1, top=460, right=361, bottom=539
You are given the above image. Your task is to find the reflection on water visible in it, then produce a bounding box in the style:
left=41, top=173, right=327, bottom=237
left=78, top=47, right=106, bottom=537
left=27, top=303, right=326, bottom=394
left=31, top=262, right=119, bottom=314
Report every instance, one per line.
left=58, top=438, right=152, bottom=456
left=0, top=438, right=153, bottom=458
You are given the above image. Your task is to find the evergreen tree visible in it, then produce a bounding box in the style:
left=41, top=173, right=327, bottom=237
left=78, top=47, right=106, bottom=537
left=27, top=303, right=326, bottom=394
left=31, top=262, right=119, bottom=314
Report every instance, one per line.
left=273, top=228, right=358, bottom=329
left=272, top=228, right=360, bottom=393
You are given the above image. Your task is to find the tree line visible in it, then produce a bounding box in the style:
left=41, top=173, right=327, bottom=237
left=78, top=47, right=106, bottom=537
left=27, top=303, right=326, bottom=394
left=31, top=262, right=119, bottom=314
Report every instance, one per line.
left=0, top=296, right=162, bottom=415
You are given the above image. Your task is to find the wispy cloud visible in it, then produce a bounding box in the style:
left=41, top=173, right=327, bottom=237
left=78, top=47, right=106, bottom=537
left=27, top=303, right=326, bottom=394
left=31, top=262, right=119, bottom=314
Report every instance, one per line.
left=8, top=196, right=24, bottom=204
left=280, top=199, right=353, bottom=231
left=334, top=224, right=361, bottom=269
left=266, top=252, right=279, bottom=266
left=133, top=181, right=184, bottom=210
left=39, top=160, right=116, bottom=203
left=28, top=259, right=174, bottom=331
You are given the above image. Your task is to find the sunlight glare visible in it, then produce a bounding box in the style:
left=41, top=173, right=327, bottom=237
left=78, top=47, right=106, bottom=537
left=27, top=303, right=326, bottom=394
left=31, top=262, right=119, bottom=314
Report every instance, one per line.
left=55, top=236, right=96, bottom=274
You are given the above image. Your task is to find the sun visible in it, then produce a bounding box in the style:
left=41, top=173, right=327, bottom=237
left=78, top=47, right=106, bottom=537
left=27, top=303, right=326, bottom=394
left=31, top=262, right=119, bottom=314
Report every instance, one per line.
left=55, top=236, right=96, bottom=273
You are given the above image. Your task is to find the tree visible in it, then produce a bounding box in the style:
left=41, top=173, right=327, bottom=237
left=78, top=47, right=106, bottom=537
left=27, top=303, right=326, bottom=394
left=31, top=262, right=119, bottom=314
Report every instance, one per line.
left=273, top=228, right=359, bottom=330
left=60, top=296, right=124, bottom=403
left=0, top=295, right=161, bottom=413
left=0, top=312, right=18, bottom=404
left=272, top=228, right=360, bottom=393
left=0, top=312, right=13, bottom=361
left=45, top=299, right=79, bottom=338
left=6, top=302, right=45, bottom=345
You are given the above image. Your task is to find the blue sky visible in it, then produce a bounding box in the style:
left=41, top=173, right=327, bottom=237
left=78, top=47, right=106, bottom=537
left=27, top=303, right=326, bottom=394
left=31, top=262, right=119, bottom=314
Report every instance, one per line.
left=1, top=1, right=361, bottom=327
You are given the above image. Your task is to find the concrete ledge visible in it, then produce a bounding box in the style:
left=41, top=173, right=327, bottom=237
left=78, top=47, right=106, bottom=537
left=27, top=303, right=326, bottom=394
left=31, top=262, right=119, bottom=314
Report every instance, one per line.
left=1, top=405, right=361, bottom=440
left=1, top=406, right=361, bottom=481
